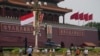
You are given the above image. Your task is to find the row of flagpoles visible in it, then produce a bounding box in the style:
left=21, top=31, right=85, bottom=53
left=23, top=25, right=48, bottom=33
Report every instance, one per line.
left=70, top=12, right=93, bottom=21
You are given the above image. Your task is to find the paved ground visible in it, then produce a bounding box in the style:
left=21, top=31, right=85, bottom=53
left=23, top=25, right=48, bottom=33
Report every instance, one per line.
left=1, top=50, right=100, bottom=56
left=1, top=52, right=100, bottom=56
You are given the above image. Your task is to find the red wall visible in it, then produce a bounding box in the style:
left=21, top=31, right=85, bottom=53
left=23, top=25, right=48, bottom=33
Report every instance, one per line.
left=0, top=23, right=99, bottom=47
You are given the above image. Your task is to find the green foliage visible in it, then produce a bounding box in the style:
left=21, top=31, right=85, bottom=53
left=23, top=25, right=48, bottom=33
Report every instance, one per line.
left=11, top=48, right=19, bottom=53
left=3, top=47, right=24, bottom=53
left=91, top=48, right=100, bottom=53
left=55, top=48, right=60, bottom=51
left=55, top=48, right=67, bottom=53
left=84, top=22, right=100, bottom=29
left=3, top=48, right=13, bottom=51
left=39, top=48, right=44, bottom=52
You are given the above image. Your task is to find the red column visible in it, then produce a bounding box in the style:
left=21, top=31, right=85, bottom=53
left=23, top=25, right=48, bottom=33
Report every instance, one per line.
left=0, top=6, right=5, bottom=17
left=2, top=6, right=5, bottom=17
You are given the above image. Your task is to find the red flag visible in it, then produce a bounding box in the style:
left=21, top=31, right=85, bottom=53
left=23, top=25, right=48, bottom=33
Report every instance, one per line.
left=70, top=14, right=75, bottom=19
left=84, top=13, right=89, bottom=21
left=39, top=13, right=44, bottom=23
left=89, top=14, right=93, bottom=20
left=79, top=13, right=84, bottom=20
left=74, top=12, right=79, bottom=20
left=70, top=12, right=79, bottom=20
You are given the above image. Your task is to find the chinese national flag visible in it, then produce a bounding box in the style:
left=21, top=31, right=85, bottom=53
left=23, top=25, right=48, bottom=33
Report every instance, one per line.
left=70, top=14, right=75, bottom=19
left=74, top=12, right=79, bottom=20
left=84, top=13, right=89, bottom=21
left=89, top=14, right=93, bottom=20
left=79, top=13, right=84, bottom=20
left=70, top=12, right=79, bottom=20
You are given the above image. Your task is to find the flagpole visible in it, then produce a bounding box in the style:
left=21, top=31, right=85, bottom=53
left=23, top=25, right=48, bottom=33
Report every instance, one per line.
left=25, top=0, right=42, bottom=52
left=78, top=20, right=80, bottom=26
left=33, top=0, right=40, bottom=52
left=82, top=20, right=85, bottom=26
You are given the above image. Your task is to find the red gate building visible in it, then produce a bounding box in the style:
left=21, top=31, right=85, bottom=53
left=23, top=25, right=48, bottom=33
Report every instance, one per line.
left=0, top=0, right=98, bottom=47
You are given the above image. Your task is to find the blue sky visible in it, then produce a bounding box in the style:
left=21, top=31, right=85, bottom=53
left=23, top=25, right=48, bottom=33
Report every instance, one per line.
left=58, top=0, right=100, bottom=26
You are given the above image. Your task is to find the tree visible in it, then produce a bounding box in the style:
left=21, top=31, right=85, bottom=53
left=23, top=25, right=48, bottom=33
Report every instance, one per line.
left=84, top=22, right=100, bottom=29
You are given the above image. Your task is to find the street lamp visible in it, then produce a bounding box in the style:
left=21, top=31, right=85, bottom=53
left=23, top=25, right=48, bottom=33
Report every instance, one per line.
left=26, top=0, right=41, bottom=52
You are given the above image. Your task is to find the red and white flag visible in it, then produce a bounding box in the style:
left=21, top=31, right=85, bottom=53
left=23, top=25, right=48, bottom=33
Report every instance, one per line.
left=20, top=11, right=36, bottom=25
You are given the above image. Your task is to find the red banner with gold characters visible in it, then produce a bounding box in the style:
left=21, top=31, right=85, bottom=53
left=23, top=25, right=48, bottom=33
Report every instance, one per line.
left=0, top=23, right=33, bottom=33
left=47, top=25, right=52, bottom=39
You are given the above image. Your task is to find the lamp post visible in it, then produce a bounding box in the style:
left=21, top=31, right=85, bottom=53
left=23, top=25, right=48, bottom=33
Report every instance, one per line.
left=33, top=0, right=39, bottom=52
left=26, top=0, right=41, bottom=52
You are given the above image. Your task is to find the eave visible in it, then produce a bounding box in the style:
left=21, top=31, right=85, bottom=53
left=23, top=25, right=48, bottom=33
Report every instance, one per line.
left=47, top=0, right=64, bottom=3
left=0, top=0, right=72, bottom=13
left=55, top=0, right=64, bottom=3
left=41, top=5, right=72, bottom=13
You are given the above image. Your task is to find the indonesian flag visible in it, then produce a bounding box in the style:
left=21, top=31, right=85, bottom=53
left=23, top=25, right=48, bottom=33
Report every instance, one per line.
left=20, top=11, right=36, bottom=25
